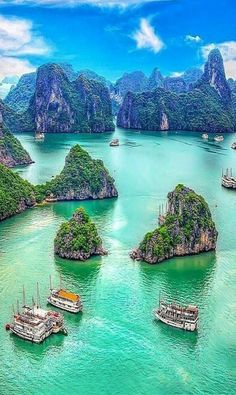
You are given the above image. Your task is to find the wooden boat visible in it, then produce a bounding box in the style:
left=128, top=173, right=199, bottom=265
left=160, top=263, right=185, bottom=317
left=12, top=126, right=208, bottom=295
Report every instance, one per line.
left=109, top=139, right=119, bottom=147
left=47, top=276, right=83, bottom=313
left=202, top=133, right=209, bottom=139
left=155, top=296, right=198, bottom=331
left=214, top=135, right=224, bottom=142
left=221, top=168, right=236, bottom=189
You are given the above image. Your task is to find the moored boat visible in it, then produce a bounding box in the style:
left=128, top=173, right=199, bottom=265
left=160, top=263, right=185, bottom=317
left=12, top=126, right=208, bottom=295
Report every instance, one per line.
left=8, top=285, right=67, bottom=343
left=202, top=133, right=209, bottom=139
left=35, top=132, right=45, bottom=141
left=155, top=297, right=198, bottom=331
left=214, top=135, right=224, bottom=142
left=231, top=142, right=236, bottom=149
left=109, top=139, right=119, bottom=147
left=221, top=168, right=236, bottom=189
left=47, top=276, right=83, bottom=313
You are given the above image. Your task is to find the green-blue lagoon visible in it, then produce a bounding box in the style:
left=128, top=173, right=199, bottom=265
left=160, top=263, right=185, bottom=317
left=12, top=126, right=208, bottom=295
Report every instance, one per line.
left=0, top=128, right=235, bottom=394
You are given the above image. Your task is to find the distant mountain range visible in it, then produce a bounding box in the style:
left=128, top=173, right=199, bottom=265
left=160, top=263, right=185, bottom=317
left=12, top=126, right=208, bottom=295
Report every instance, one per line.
left=1, top=49, right=236, bottom=134
left=117, top=49, right=236, bottom=133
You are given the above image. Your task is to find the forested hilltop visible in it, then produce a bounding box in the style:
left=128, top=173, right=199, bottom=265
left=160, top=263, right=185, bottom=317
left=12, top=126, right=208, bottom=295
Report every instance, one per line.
left=117, top=49, right=236, bottom=133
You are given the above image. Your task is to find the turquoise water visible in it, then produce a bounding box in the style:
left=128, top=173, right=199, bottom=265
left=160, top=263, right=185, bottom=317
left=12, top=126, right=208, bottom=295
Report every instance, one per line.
left=0, top=128, right=236, bottom=394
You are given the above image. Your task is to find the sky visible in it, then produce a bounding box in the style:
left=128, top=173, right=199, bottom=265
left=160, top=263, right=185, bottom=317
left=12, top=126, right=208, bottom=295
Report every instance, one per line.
left=0, top=0, right=235, bottom=83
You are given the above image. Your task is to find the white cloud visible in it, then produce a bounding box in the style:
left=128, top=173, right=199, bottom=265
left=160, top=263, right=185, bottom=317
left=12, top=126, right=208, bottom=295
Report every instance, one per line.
left=0, top=15, right=51, bottom=79
left=0, top=56, right=35, bottom=80
left=132, top=18, right=164, bottom=54
left=0, top=0, right=171, bottom=7
left=185, top=34, right=202, bottom=43
left=170, top=71, right=183, bottom=77
left=202, top=41, right=236, bottom=79
left=0, top=15, right=51, bottom=56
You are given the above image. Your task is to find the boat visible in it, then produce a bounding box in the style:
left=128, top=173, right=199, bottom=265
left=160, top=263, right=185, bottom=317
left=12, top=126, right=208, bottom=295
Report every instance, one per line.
left=214, top=135, right=224, bottom=142
left=47, top=276, right=83, bottom=313
left=8, top=285, right=67, bottom=343
left=109, top=139, right=119, bottom=147
left=231, top=142, right=236, bottom=150
left=202, top=133, right=209, bottom=139
left=35, top=132, right=45, bottom=141
left=221, top=168, right=236, bottom=189
left=154, top=296, right=198, bottom=331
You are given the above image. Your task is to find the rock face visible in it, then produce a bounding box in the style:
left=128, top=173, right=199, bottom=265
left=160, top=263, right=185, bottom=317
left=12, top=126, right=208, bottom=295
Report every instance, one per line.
left=4, top=72, right=36, bottom=113
left=29, top=64, right=114, bottom=133
left=0, top=101, right=33, bottom=167
left=164, top=77, right=187, bottom=93
left=131, top=184, right=218, bottom=264
left=35, top=144, right=118, bottom=201
left=54, top=208, right=107, bottom=260
left=117, top=50, right=235, bottom=133
left=0, top=164, right=36, bottom=221
left=200, top=48, right=231, bottom=104
left=147, top=68, right=164, bottom=91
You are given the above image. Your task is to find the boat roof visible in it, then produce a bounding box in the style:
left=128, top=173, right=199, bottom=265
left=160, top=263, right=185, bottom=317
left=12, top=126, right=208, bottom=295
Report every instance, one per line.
left=58, top=289, right=79, bottom=302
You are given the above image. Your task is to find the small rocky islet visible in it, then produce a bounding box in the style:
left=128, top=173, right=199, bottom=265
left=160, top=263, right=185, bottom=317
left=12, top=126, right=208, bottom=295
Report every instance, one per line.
left=0, top=144, right=118, bottom=222
left=131, top=184, right=218, bottom=264
left=54, top=207, right=107, bottom=260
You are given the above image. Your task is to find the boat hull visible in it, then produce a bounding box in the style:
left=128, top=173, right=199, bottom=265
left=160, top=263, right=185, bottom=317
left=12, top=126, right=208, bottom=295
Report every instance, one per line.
left=47, top=297, right=83, bottom=313
left=10, top=327, right=50, bottom=343
left=155, top=312, right=197, bottom=331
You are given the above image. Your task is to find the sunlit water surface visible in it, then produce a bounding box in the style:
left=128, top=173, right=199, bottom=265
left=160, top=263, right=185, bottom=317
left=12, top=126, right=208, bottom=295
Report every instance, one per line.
left=0, top=128, right=236, bottom=394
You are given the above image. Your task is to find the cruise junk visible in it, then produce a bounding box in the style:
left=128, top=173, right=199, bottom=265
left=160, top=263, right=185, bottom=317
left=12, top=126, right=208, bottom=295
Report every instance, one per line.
left=47, top=277, right=83, bottom=313
left=8, top=285, right=67, bottom=343
left=155, top=297, right=199, bottom=332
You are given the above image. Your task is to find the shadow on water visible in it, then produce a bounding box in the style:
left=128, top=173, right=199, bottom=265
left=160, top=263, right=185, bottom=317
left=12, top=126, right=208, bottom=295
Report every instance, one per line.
left=152, top=316, right=199, bottom=350
left=10, top=330, right=66, bottom=359
left=138, top=251, right=217, bottom=304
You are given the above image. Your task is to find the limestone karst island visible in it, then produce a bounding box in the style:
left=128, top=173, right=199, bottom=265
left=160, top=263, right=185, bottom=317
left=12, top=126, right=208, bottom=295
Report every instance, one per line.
left=0, top=1, right=235, bottom=395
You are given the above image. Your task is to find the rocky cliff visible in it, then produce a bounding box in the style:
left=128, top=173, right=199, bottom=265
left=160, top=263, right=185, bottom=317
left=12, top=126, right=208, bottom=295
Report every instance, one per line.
left=28, top=64, right=114, bottom=133
left=131, top=184, right=218, bottom=264
left=54, top=207, right=107, bottom=260
left=35, top=144, right=118, bottom=201
left=0, top=101, right=33, bottom=167
left=0, top=164, right=36, bottom=221
left=117, top=49, right=235, bottom=133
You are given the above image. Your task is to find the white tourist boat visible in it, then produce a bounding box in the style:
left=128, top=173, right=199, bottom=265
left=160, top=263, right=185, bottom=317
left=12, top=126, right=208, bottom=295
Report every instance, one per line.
left=221, top=168, right=236, bottom=189
left=155, top=297, right=198, bottom=331
left=7, top=285, right=67, bottom=343
left=47, top=276, right=83, bottom=313
left=35, top=132, right=45, bottom=141
left=109, top=138, right=119, bottom=147
left=202, top=133, right=209, bottom=139
left=214, top=135, right=224, bottom=142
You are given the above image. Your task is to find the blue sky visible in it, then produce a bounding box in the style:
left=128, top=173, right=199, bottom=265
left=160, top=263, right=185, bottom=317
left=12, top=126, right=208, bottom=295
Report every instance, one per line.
left=0, top=0, right=235, bottom=82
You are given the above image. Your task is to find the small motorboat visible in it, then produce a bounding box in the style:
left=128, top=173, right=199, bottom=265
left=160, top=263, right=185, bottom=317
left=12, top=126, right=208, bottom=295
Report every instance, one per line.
left=231, top=142, right=236, bottom=149
left=202, top=133, right=209, bottom=140
left=35, top=132, right=45, bottom=141
left=109, top=139, right=119, bottom=147
left=214, top=135, right=224, bottom=142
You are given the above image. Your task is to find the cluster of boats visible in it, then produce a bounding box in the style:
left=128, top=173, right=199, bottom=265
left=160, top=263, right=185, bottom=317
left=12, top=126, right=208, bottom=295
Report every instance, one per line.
left=221, top=168, right=236, bottom=189
left=6, top=278, right=83, bottom=343
left=202, top=133, right=224, bottom=142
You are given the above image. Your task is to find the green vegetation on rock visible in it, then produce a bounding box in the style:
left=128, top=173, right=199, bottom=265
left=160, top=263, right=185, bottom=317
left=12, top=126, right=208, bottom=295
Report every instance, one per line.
left=131, top=184, right=218, bottom=264
left=35, top=144, right=118, bottom=202
left=0, top=164, right=35, bottom=221
left=54, top=207, right=106, bottom=260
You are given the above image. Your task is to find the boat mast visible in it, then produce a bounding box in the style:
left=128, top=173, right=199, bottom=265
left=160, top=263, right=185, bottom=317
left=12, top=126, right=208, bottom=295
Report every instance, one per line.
left=36, top=282, right=40, bottom=308
left=32, top=296, right=35, bottom=314
left=22, top=285, right=26, bottom=307
left=17, top=299, right=20, bottom=314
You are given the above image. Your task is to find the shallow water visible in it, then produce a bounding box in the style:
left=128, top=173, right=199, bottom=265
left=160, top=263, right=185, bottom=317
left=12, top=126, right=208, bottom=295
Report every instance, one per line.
left=0, top=128, right=236, bottom=394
